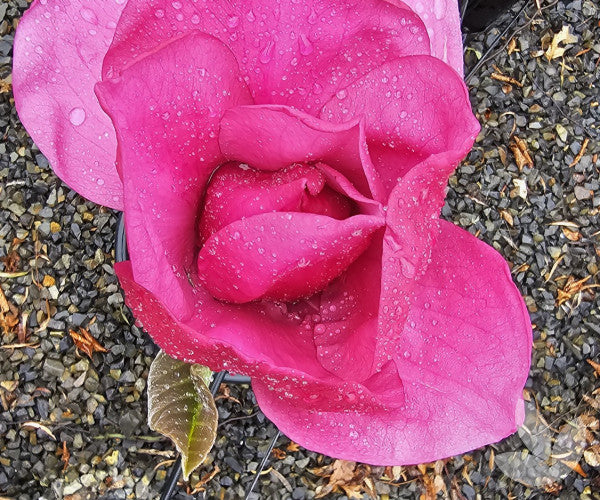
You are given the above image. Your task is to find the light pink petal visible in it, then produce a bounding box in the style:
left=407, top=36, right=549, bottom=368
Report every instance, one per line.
left=13, top=0, right=125, bottom=209
left=219, top=105, right=385, bottom=202
left=254, top=221, right=532, bottom=465
left=95, top=32, right=253, bottom=317
left=389, top=0, right=465, bottom=74
left=199, top=162, right=352, bottom=242
left=197, top=213, right=385, bottom=303
left=102, top=0, right=431, bottom=112
left=320, top=55, right=480, bottom=195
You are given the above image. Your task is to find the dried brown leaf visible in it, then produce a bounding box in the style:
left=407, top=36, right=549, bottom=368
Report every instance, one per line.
left=562, top=227, right=582, bottom=242
left=545, top=25, right=578, bottom=60
left=569, top=138, right=590, bottom=167
left=500, top=209, right=514, bottom=226
left=21, top=421, right=56, bottom=440
left=587, top=359, right=600, bottom=377
left=69, top=328, right=108, bottom=359
left=510, top=137, right=533, bottom=170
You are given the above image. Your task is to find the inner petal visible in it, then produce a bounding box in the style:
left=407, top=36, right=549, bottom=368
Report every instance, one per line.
left=199, top=162, right=353, bottom=243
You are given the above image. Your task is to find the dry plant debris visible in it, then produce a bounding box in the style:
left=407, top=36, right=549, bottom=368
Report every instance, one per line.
left=69, top=327, right=108, bottom=359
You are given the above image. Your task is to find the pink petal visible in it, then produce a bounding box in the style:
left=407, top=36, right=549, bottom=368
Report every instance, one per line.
left=219, top=105, right=385, bottom=202
left=95, top=32, right=253, bottom=316
left=253, top=221, right=531, bottom=465
left=390, top=0, right=465, bottom=74
left=13, top=0, right=125, bottom=209
left=102, top=0, right=431, bottom=112
left=116, top=261, right=399, bottom=414
left=199, top=162, right=352, bottom=242
left=313, top=239, right=383, bottom=382
left=321, top=55, right=480, bottom=195
left=197, top=212, right=385, bottom=303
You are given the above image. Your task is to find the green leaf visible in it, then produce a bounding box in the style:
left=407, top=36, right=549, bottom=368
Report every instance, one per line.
left=147, top=350, right=218, bottom=480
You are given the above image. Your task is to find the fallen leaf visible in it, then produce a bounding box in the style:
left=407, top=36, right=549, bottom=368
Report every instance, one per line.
left=507, top=38, right=518, bottom=55
left=569, top=138, right=590, bottom=167
left=191, top=465, right=221, bottom=494
left=562, top=227, right=582, bottom=242
left=583, top=445, right=600, bottom=467
left=560, top=460, right=587, bottom=478
left=587, top=359, right=600, bottom=377
left=272, top=448, right=286, bottom=460
left=286, top=441, right=300, bottom=452
left=69, top=328, right=108, bottom=359
left=59, top=441, right=70, bottom=472
left=545, top=25, right=578, bottom=61
left=491, top=72, right=523, bottom=87
left=499, top=209, right=514, bottom=226
left=512, top=178, right=528, bottom=200
left=510, top=137, right=533, bottom=170
left=21, top=421, right=56, bottom=440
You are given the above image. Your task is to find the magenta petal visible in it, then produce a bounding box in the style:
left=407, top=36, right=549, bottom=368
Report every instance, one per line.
left=320, top=55, right=480, bottom=195
left=102, top=0, right=430, bottom=111
left=115, top=261, right=395, bottom=414
left=253, top=221, right=531, bottom=465
left=199, top=162, right=353, bottom=242
left=95, top=32, right=253, bottom=315
left=313, top=239, right=383, bottom=382
left=13, top=0, right=125, bottom=209
left=219, top=105, right=385, bottom=201
left=197, top=213, right=385, bottom=303
left=398, top=0, right=465, bottom=74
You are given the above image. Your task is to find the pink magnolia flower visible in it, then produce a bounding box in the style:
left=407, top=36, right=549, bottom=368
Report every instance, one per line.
left=14, top=0, right=531, bottom=464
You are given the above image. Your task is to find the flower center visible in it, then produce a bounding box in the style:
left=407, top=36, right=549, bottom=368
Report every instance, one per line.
left=198, top=161, right=352, bottom=243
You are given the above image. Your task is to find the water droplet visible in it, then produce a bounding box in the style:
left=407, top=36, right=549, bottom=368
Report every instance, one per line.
left=69, top=107, right=86, bottom=126
left=80, top=7, right=98, bottom=24
left=298, top=34, right=313, bottom=56
left=259, top=41, right=275, bottom=64
left=336, top=89, right=347, bottom=100
left=191, top=14, right=200, bottom=24
left=246, top=10, right=255, bottom=22
left=172, top=1, right=182, bottom=9
left=433, top=0, right=446, bottom=20
left=400, top=257, right=415, bottom=278
left=155, top=9, right=165, bottom=18
left=227, top=16, right=240, bottom=28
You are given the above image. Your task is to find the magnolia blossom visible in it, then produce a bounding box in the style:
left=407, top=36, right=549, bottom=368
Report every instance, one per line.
left=14, top=0, right=531, bottom=464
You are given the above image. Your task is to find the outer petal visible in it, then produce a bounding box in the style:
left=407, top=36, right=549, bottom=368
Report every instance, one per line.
left=197, top=212, right=384, bottom=303
left=102, top=0, right=431, bottom=111
left=392, top=0, right=465, bottom=74
left=253, top=221, right=532, bottom=465
left=219, top=105, right=385, bottom=202
left=95, top=32, right=253, bottom=317
left=320, top=55, right=480, bottom=195
left=115, top=261, right=408, bottom=414
left=13, top=0, right=125, bottom=209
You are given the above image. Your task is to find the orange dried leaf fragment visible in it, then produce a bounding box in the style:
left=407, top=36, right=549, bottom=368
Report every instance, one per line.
left=69, top=327, right=108, bottom=359
left=510, top=137, right=534, bottom=171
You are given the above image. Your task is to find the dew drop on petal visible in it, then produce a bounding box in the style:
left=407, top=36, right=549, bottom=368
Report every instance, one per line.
left=69, top=107, right=86, bottom=126
left=298, top=34, right=313, bottom=56
left=80, top=7, right=98, bottom=24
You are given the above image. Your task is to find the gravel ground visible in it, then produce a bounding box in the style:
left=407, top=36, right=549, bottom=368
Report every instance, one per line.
left=1, top=0, right=599, bottom=499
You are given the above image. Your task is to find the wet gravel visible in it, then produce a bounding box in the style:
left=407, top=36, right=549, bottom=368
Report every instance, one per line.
left=1, top=0, right=599, bottom=498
